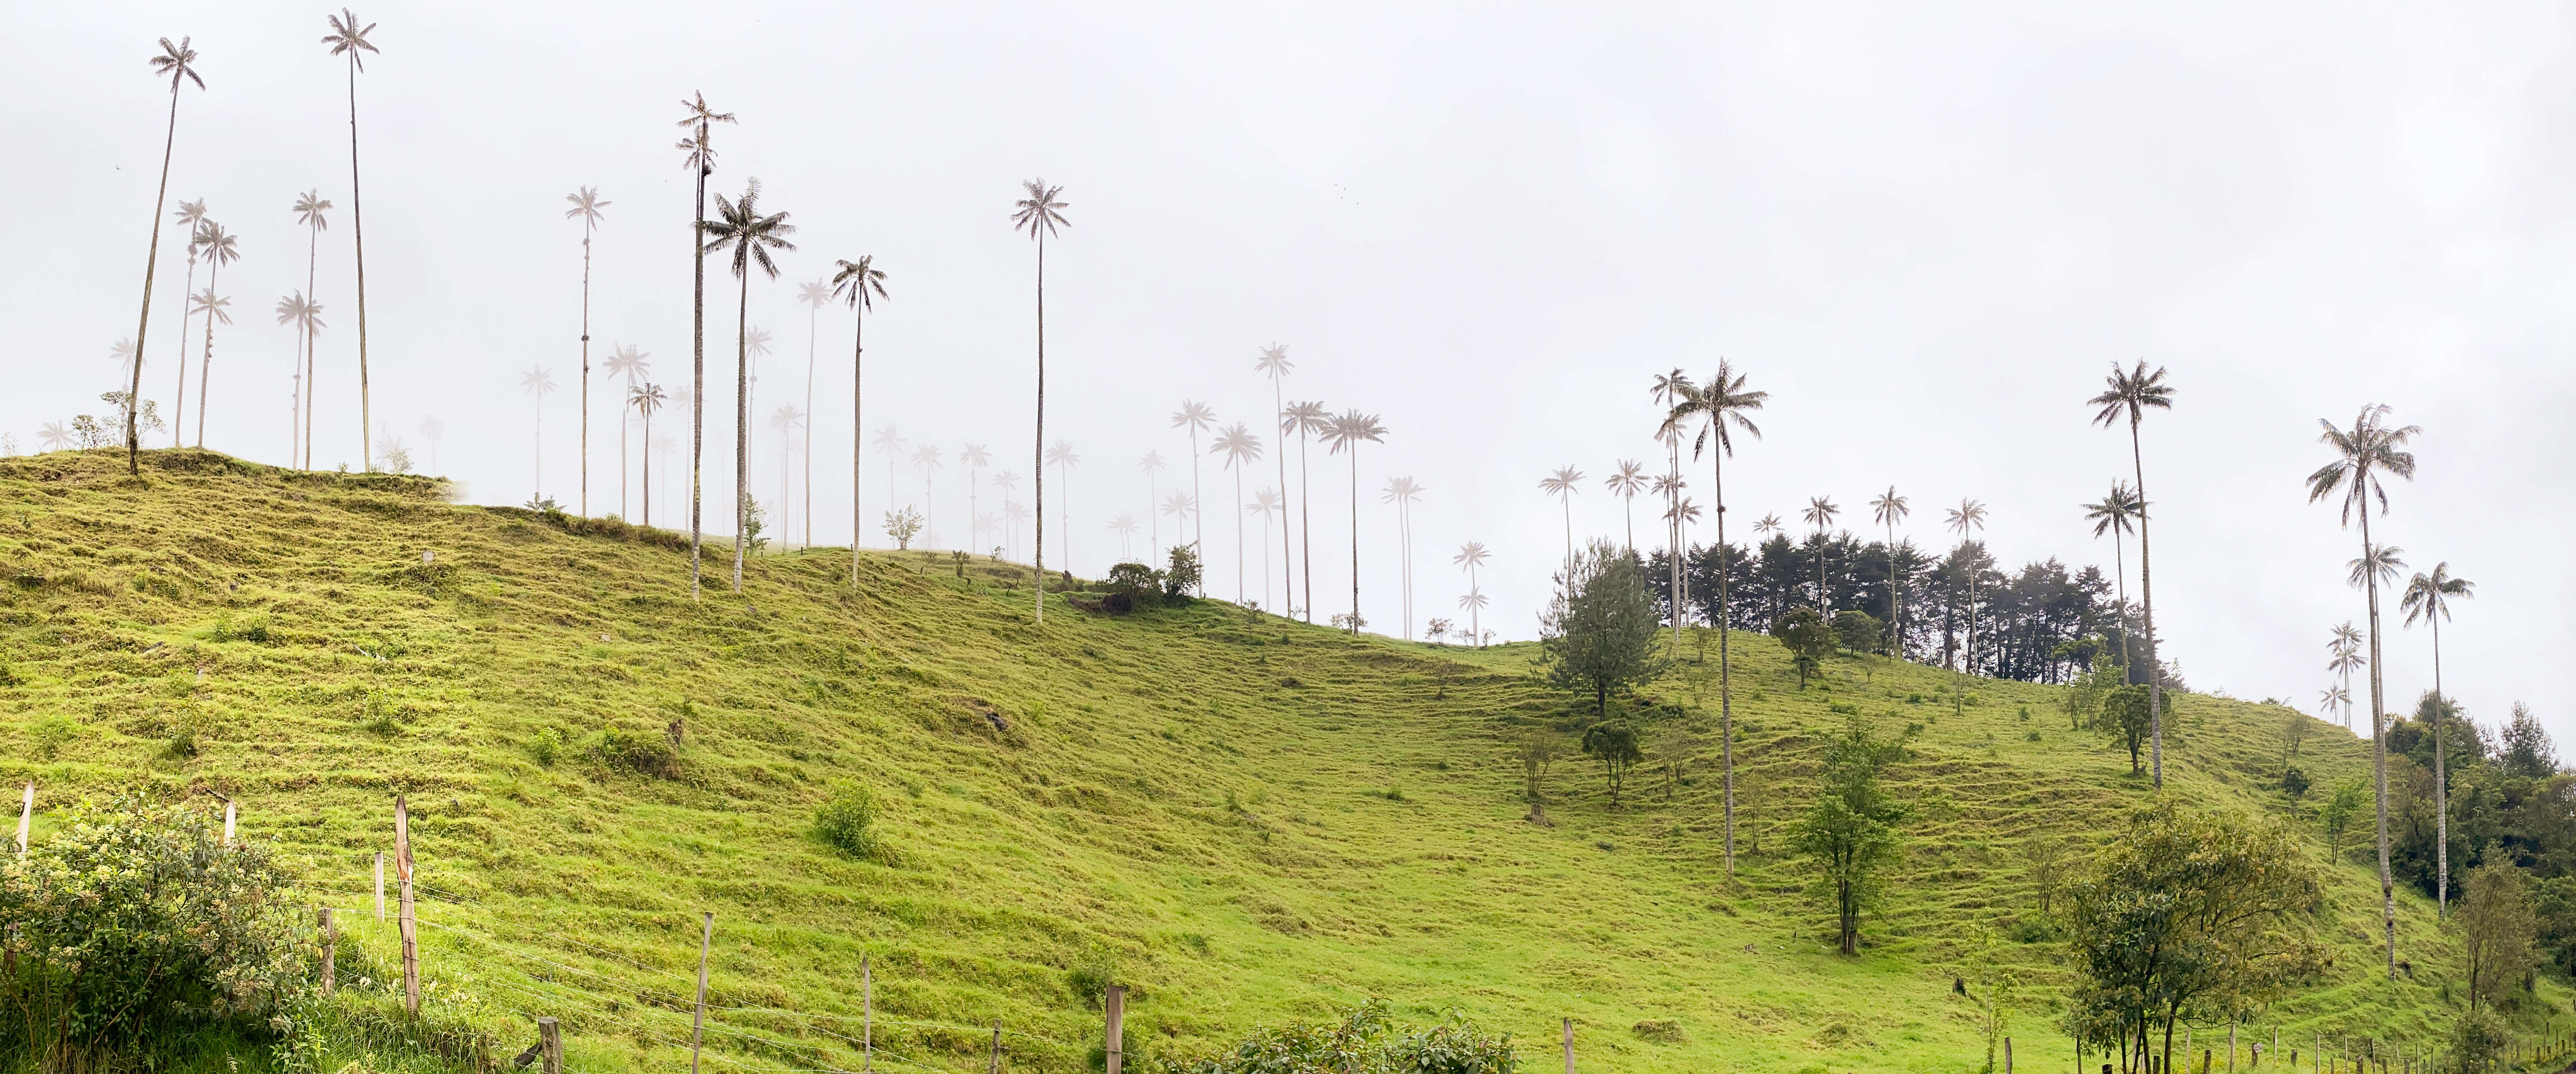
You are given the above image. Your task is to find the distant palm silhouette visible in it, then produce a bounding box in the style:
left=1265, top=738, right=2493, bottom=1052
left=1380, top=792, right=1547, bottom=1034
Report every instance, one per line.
left=1160, top=492, right=1196, bottom=567
left=1944, top=498, right=1987, bottom=716
left=2327, top=622, right=2364, bottom=730
left=39, top=423, right=73, bottom=453
left=273, top=292, right=324, bottom=460
left=1250, top=489, right=1284, bottom=612
left=2403, top=560, right=2474, bottom=917
left=772, top=405, right=807, bottom=543
left=563, top=186, right=610, bottom=514
left=521, top=366, right=556, bottom=499
left=1538, top=466, right=1585, bottom=566
left=961, top=444, right=992, bottom=557
left=629, top=383, right=666, bottom=527
left=323, top=9, right=381, bottom=471
left=125, top=36, right=205, bottom=473
left=1256, top=344, right=1296, bottom=608
left=2088, top=360, right=2175, bottom=783
left=1453, top=541, right=1490, bottom=647
left=1047, top=441, right=1081, bottom=575
left=795, top=277, right=833, bottom=545
left=2083, top=482, right=2144, bottom=671
left=1282, top=400, right=1331, bottom=622
left=603, top=344, right=649, bottom=516
left=184, top=276, right=233, bottom=450
left=1381, top=476, right=1424, bottom=638
left=187, top=220, right=240, bottom=449
left=1139, top=451, right=1167, bottom=556
left=1013, top=179, right=1070, bottom=623
left=1003, top=499, right=1032, bottom=563
left=1802, top=496, right=1840, bottom=614
left=1108, top=514, right=1140, bottom=560
left=1324, top=411, right=1388, bottom=633
left=700, top=177, right=797, bottom=592
left=874, top=425, right=908, bottom=527
left=418, top=415, right=444, bottom=474
left=1871, top=487, right=1910, bottom=658
left=831, top=255, right=888, bottom=582
left=1604, top=461, right=1647, bottom=551
left=676, top=90, right=737, bottom=599
left=1211, top=422, right=1263, bottom=604
left=1171, top=401, right=1215, bottom=592
left=166, top=199, right=210, bottom=452
left=910, top=442, right=943, bottom=548
left=292, top=191, right=330, bottom=468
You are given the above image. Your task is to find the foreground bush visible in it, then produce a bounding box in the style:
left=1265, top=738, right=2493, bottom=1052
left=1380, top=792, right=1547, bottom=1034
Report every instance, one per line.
left=1152, top=999, right=1517, bottom=1074
left=0, top=794, right=307, bottom=1064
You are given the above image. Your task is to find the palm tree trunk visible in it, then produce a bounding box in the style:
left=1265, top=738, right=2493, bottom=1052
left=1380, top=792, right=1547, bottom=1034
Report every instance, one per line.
left=195, top=264, right=216, bottom=450
left=128, top=84, right=182, bottom=474
left=532, top=398, right=542, bottom=498
left=1715, top=446, right=1734, bottom=876
left=579, top=221, right=592, bottom=515
left=1272, top=378, right=1291, bottom=614
left=804, top=304, right=816, bottom=547
left=1886, top=521, right=1901, bottom=663
left=642, top=409, right=653, bottom=527
left=689, top=149, right=708, bottom=602
left=1189, top=429, right=1203, bottom=595
left=346, top=56, right=372, bottom=473
left=304, top=223, right=319, bottom=470
left=1300, top=428, right=1315, bottom=622
left=1348, top=448, right=1360, bottom=632
left=619, top=389, right=630, bottom=518
left=2361, top=510, right=2394, bottom=979
left=1233, top=466, right=1244, bottom=604
left=2110, top=529, right=2130, bottom=676
left=2128, top=418, right=2161, bottom=787
left=1032, top=232, right=1046, bottom=624
left=1468, top=562, right=1480, bottom=646
left=1623, top=495, right=1634, bottom=551
left=171, top=253, right=198, bottom=452
left=1668, top=438, right=1683, bottom=649
left=2434, top=612, right=2448, bottom=918
left=733, top=271, right=750, bottom=591
left=848, top=302, right=864, bottom=582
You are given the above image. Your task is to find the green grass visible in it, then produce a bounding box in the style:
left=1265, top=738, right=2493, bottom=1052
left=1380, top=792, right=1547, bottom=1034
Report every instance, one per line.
left=0, top=448, right=2561, bottom=1073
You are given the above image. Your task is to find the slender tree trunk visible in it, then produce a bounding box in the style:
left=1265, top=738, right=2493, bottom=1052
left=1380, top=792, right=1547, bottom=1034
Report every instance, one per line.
left=733, top=270, right=749, bottom=591
left=2434, top=613, right=2448, bottom=918
left=1887, top=521, right=1901, bottom=662
left=2361, top=509, right=2393, bottom=978
left=689, top=148, right=708, bottom=601
left=347, top=57, right=372, bottom=473
left=1348, top=449, right=1360, bottom=631
left=579, top=219, right=592, bottom=515
left=1273, top=377, right=1291, bottom=614
left=1300, top=427, right=1314, bottom=622
left=196, top=256, right=223, bottom=449
left=1715, top=447, right=1734, bottom=875
left=1033, top=233, right=1046, bottom=624
left=619, top=387, right=630, bottom=517
left=171, top=252, right=198, bottom=451
left=128, top=85, right=183, bottom=474
left=804, top=303, right=816, bottom=547
left=642, top=409, right=653, bottom=527
left=2129, top=419, right=2161, bottom=786
left=1668, top=437, right=1683, bottom=649
left=532, top=397, right=542, bottom=498
left=851, top=304, right=864, bottom=583
left=2111, top=529, right=2130, bottom=675
left=305, top=223, right=319, bottom=469
left=1469, top=562, right=1480, bottom=645
left=1189, top=428, right=1203, bottom=594
left=1233, top=465, right=1244, bottom=603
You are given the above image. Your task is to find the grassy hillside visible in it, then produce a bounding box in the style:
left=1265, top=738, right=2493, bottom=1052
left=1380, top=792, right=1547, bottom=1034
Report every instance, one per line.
left=0, top=449, right=2558, bottom=1074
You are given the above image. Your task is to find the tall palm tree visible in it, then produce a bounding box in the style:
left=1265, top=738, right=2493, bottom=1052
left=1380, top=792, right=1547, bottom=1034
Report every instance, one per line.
left=322, top=11, right=380, bottom=471
left=1382, top=477, right=1423, bottom=638
left=1666, top=361, right=1765, bottom=875
left=1944, top=499, right=1987, bottom=718
left=961, top=444, right=991, bottom=553
left=1453, top=541, right=1489, bottom=647
left=675, top=91, right=736, bottom=599
left=1652, top=471, right=1690, bottom=634
left=774, top=405, right=807, bottom=542
left=2328, top=622, right=2365, bottom=731
left=1211, top=423, right=1263, bottom=604
left=2402, top=561, right=2474, bottom=918
left=126, top=37, right=205, bottom=474
left=1539, top=466, right=1586, bottom=566
left=2317, top=685, right=2350, bottom=728
left=1257, top=344, right=1295, bottom=610
left=562, top=186, right=610, bottom=514
left=910, top=442, right=943, bottom=548
left=520, top=367, right=555, bottom=497
left=1046, top=441, right=1081, bottom=574
left=792, top=278, right=833, bottom=544
left=1325, top=411, right=1387, bottom=633
left=1802, top=496, right=1840, bottom=613
left=1159, top=492, right=1195, bottom=567
left=1003, top=500, right=1031, bottom=561
left=2088, top=361, right=2175, bottom=785
left=992, top=469, right=1021, bottom=556
left=165, top=199, right=210, bottom=451
left=1108, top=514, right=1140, bottom=559
left=875, top=426, right=907, bottom=529
left=603, top=344, right=648, bottom=517
left=1605, top=461, right=1647, bottom=551
left=630, top=383, right=665, bottom=527
left=38, top=424, right=72, bottom=453
left=2306, top=402, right=2419, bottom=980
left=1139, top=451, right=1166, bottom=555
left=274, top=292, right=324, bottom=460
left=1871, top=487, right=1909, bottom=659
left=1284, top=400, right=1330, bottom=622
left=742, top=326, right=773, bottom=507
left=1651, top=368, right=1694, bottom=648
left=831, top=255, right=887, bottom=581
left=1250, top=488, right=1283, bottom=611
left=699, top=178, right=797, bottom=593
left=1012, top=180, right=1070, bottom=622
left=293, top=191, right=330, bottom=468
left=2082, top=482, right=2143, bottom=673
left=1172, top=401, right=1216, bottom=589
left=189, top=222, right=239, bottom=449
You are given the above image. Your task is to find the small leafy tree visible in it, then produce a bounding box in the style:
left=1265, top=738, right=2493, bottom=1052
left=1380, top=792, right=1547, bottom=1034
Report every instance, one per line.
left=813, top=783, right=883, bottom=861
left=2090, top=684, right=2170, bottom=774
left=741, top=494, right=770, bottom=553
left=1514, top=730, right=1563, bottom=826
left=1105, top=562, right=1163, bottom=613
left=1772, top=607, right=1834, bottom=689
left=1540, top=540, right=1669, bottom=717
left=1831, top=609, right=1885, bottom=655
left=883, top=506, right=923, bottom=550
left=2459, top=858, right=2539, bottom=1012
left=1792, top=714, right=1912, bottom=955
left=2318, top=777, right=2367, bottom=861
left=1163, top=543, right=1203, bottom=602
left=1580, top=721, right=1644, bottom=806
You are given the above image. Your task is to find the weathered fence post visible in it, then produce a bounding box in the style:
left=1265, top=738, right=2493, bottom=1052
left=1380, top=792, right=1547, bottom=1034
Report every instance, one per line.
left=1105, top=983, right=1127, bottom=1074
left=988, top=1021, right=1004, bottom=1074
left=318, top=907, right=336, bottom=996
left=2004, top=1035, right=2013, bottom=1074
left=538, top=1016, right=562, bottom=1074
left=862, top=952, right=873, bottom=1073
left=16, top=782, right=31, bottom=856
left=223, top=797, right=235, bottom=844
left=692, top=911, right=713, bottom=1074
left=395, top=794, right=417, bottom=1016
left=1563, top=1017, right=1575, bottom=1074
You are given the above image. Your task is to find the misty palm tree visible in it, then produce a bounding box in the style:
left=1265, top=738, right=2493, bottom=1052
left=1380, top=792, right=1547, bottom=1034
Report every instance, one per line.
left=773, top=405, right=807, bottom=542
left=874, top=425, right=908, bottom=534
left=1453, top=541, right=1489, bottom=648
left=2306, top=402, right=2418, bottom=981
left=1250, top=488, right=1283, bottom=612
left=419, top=415, right=444, bottom=474
left=1605, top=461, right=1647, bottom=550
left=1802, top=496, right=1840, bottom=613
left=2402, top=560, right=2473, bottom=918
left=1003, top=499, right=1032, bottom=562
left=185, top=282, right=232, bottom=449
left=1382, top=476, right=1423, bottom=638
left=1871, top=487, right=1909, bottom=659
left=2328, top=622, right=2365, bottom=731
left=1108, top=514, right=1140, bottom=559
left=831, top=254, right=887, bottom=580
left=910, top=442, right=943, bottom=548
left=991, top=469, right=1020, bottom=558
left=1944, top=499, right=1987, bottom=719
left=1172, top=401, right=1216, bottom=592
left=2317, top=685, right=2350, bottom=728
left=1283, top=400, right=1331, bottom=622
left=1324, top=411, right=1387, bottom=634
left=292, top=190, right=330, bottom=468
left=1257, top=344, right=1295, bottom=611
left=1139, top=451, right=1166, bottom=554
left=274, top=292, right=324, bottom=460
left=1046, top=441, right=1081, bottom=574
left=1012, top=180, right=1070, bottom=622
left=560, top=186, right=610, bottom=514
left=38, top=424, right=72, bottom=453
left=675, top=91, right=736, bottom=599
left=652, top=431, right=677, bottom=515
left=125, top=37, right=205, bottom=473
left=630, top=383, right=665, bottom=527
left=186, top=221, right=240, bottom=449
left=1538, top=466, right=1586, bottom=567
left=1753, top=514, right=1781, bottom=540
left=961, top=444, right=991, bottom=554
left=1665, top=360, right=1766, bottom=875
left=603, top=344, right=649, bottom=517
left=2088, top=361, right=2175, bottom=785
left=791, top=279, right=832, bottom=544
left=1159, top=492, right=1195, bottom=565
left=700, top=177, right=797, bottom=593
left=521, top=366, right=556, bottom=498
left=1650, top=368, right=1693, bottom=648
left=2083, top=482, right=2144, bottom=672
left=1211, top=423, right=1263, bottom=604
left=322, top=10, right=380, bottom=471
left=743, top=326, right=773, bottom=475
left=165, top=199, right=210, bottom=451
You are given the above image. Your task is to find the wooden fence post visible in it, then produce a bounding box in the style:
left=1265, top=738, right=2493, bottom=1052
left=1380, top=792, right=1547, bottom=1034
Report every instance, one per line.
left=16, top=782, right=31, bottom=856
left=395, top=794, right=417, bottom=1016
left=223, top=798, right=235, bottom=844
left=987, top=1021, right=1004, bottom=1074
left=1562, top=1017, right=1575, bottom=1074
left=692, top=911, right=713, bottom=1074
left=538, top=1016, right=562, bottom=1074
left=1105, top=983, right=1127, bottom=1074
left=862, top=952, right=873, bottom=1073
left=374, top=850, right=385, bottom=921
left=319, top=907, right=336, bottom=996
left=2005, top=1035, right=2013, bottom=1074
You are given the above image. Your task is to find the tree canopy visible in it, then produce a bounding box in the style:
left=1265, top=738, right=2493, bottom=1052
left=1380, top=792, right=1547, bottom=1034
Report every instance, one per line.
left=1792, top=715, right=1913, bottom=956
left=1540, top=540, right=1668, bottom=717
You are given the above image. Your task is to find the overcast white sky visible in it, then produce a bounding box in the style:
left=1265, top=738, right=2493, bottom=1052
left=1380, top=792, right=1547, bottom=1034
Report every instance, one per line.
left=8, top=2, right=2573, bottom=741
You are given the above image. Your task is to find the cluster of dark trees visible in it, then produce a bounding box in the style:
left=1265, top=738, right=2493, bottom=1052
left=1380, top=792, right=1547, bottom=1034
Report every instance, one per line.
left=2369, top=699, right=2576, bottom=973
left=1644, top=535, right=2156, bottom=685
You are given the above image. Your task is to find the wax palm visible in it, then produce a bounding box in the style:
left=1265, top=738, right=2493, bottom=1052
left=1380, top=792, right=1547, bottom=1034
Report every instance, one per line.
left=1211, top=423, right=1263, bottom=604
left=1257, top=344, right=1296, bottom=611
left=771, top=405, right=806, bottom=541
left=1325, top=412, right=1388, bottom=633
left=1250, top=489, right=1284, bottom=612
left=185, top=282, right=232, bottom=449
left=700, top=178, right=797, bottom=592
left=1538, top=467, right=1586, bottom=566
left=831, top=254, right=888, bottom=579
left=2403, top=561, right=2475, bottom=918
left=38, top=424, right=72, bottom=453
left=1871, top=487, right=1909, bottom=659
left=125, top=37, right=205, bottom=472
left=166, top=199, right=210, bottom=451
left=1652, top=471, right=1689, bottom=633
left=1013, top=179, right=1070, bottom=622
left=909, top=442, right=942, bottom=549
left=1047, top=441, right=1081, bottom=574
left=1666, top=360, right=1765, bottom=874
left=603, top=344, right=648, bottom=517
left=2083, top=482, right=2144, bottom=673
left=1944, top=499, right=1987, bottom=717
left=563, top=186, right=610, bottom=514
left=1139, top=451, right=1167, bottom=555
left=2088, top=360, right=2175, bottom=784
left=1382, top=477, right=1425, bottom=638
left=322, top=10, right=380, bottom=471
left=186, top=221, right=239, bottom=449
left=1453, top=542, right=1490, bottom=647
left=2327, top=622, right=2365, bottom=730
left=1003, top=501, right=1032, bottom=561
left=419, top=416, right=444, bottom=474
left=1283, top=400, right=1331, bottom=621
left=2306, top=402, right=2418, bottom=979
left=274, top=292, right=324, bottom=457
left=1802, top=496, right=1840, bottom=613
left=2318, top=685, right=2350, bottom=724
left=1172, top=401, right=1216, bottom=590
left=961, top=444, right=992, bottom=556
left=1109, top=514, right=1140, bottom=559
left=675, top=91, right=736, bottom=598
left=1753, top=514, right=1781, bottom=539
left=1160, top=492, right=1196, bottom=564
left=993, top=469, right=1023, bottom=559
left=630, top=383, right=666, bottom=527
left=519, top=366, right=555, bottom=497
left=1650, top=368, right=1694, bottom=647
left=874, top=425, right=908, bottom=538
left=1605, top=461, right=1648, bottom=551
left=292, top=190, right=330, bottom=467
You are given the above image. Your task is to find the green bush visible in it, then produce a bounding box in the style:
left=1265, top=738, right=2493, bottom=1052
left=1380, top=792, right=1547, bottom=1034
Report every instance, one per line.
left=27, top=716, right=73, bottom=761
left=0, top=795, right=307, bottom=1060
left=1105, top=562, right=1163, bottom=613
left=1151, top=999, right=1516, bottom=1074
left=814, top=784, right=882, bottom=861
left=528, top=726, right=564, bottom=768
left=588, top=725, right=679, bottom=779
left=1162, top=545, right=1202, bottom=602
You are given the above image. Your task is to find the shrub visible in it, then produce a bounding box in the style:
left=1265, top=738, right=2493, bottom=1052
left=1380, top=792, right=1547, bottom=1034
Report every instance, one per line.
left=1632, top=1019, right=1685, bottom=1044
left=1151, top=999, right=1516, bottom=1074
left=528, top=727, right=564, bottom=768
left=2279, top=766, right=2310, bottom=798
left=814, top=784, right=882, bottom=861
left=1105, top=562, right=1163, bottom=613
left=165, top=707, right=211, bottom=758
left=1162, top=544, right=1202, bottom=602
left=0, top=795, right=307, bottom=1059
left=589, top=725, right=679, bottom=779
left=27, top=717, right=73, bottom=761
